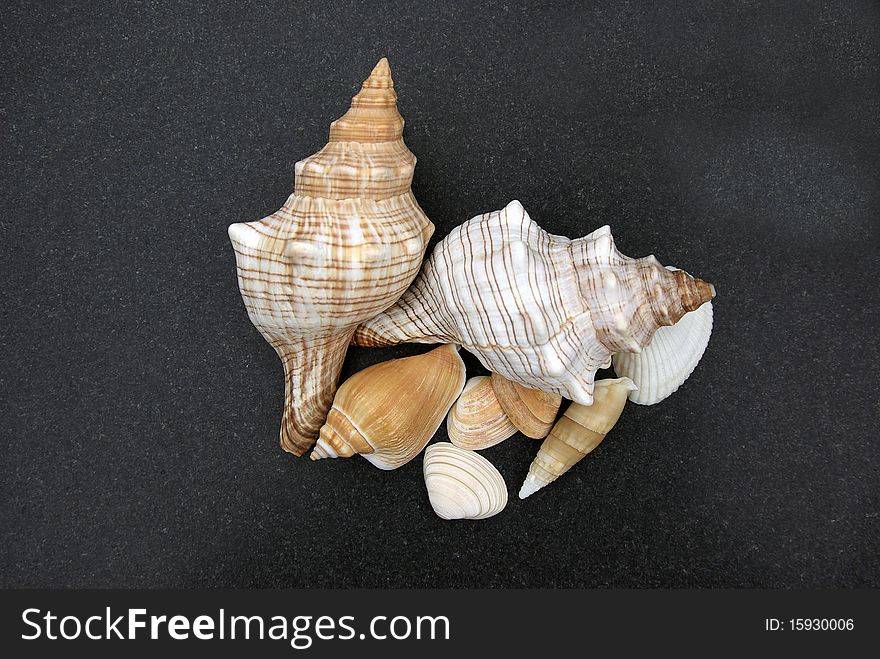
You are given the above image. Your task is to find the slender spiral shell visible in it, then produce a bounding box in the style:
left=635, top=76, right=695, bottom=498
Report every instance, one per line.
left=228, top=58, right=434, bottom=455
left=519, top=378, right=636, bottom=499
left=423, top=443, right=509, bottom=520
left=353, top=200, right=714, bottom=406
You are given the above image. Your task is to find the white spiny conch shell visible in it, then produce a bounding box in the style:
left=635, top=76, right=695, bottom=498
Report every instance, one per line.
left=311, top=345, right=465, bottom=470
left=228, top=58, right=434, bottom=456
left=519, top=377, right=636, bottom=499
left=446, top=376, right=517, bottom=450
left=353, top=200, right=715, bottom=407
left=423, top=443, right=508, bottom=520
left=612, top=296, right=714, bottom=405
left=490, top=372, right=562, bottom=439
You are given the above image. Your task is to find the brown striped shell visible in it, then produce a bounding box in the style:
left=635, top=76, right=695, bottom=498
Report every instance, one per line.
left=446, top=376, right=518, bottom=450
left=353, top=200, right=714, bottom=406
left=311, top=345, right=466, bottom=470
left=228, top=59, right=434, bottom=456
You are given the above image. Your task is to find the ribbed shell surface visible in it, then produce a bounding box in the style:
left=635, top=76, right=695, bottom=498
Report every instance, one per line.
left=228, top=58, right=434, bottom=456
left=231, top=193, right=430, bottom=334
left=423, top=443, right=509, bottom=520
left=354, top=200, right=714, bottom=406
left=613, top=300, right=714, bottom=405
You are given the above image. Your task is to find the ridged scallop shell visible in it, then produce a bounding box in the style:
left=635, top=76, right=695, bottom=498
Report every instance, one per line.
left=311, top=345, right=465, bottom=470
left=423, top=443, right=508, bottom=520
left=447, top=376, right=517, bottom=450
left=612, top=298, right=713, bottom=405
left=519, top=377, right=636, bottom=499
left=490, top=373, right=561, bottom=439
left=228, top=59, right=434, bottom=455
left=353, top=200, right=714, bottom=406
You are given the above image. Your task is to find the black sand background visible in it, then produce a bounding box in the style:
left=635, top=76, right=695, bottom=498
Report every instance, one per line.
left=1, top=1, right=878, bottom=587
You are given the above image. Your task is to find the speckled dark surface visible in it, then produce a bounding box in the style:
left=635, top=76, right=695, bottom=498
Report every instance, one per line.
left=1, top=1, right=878, bottom=588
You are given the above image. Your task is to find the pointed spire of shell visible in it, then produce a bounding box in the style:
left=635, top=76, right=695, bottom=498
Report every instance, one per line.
left=640, top=262, right=715, bottom=326
left=519, top=377, right=636, bottom=499
left=572, top=227, right=715, bottom=355
left=328, top=57, right=403, bottom=142
left=294, top=57, right=413, bottom=200
left=228, top=59, right=434, bottom=456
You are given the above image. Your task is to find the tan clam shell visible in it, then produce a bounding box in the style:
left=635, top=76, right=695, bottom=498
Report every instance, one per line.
left=228, top=58, right=434, bottom=456
left=490, top=372, right=561, bottom=439
left=519, top=377, right=636, bottom=499
left=423, top=443, right=508, bottom=520
left=311, top=345, right=466, bottom=470
left=446, top=376, right=517, bottom=450
left=354, top=200, right=714, bottom=406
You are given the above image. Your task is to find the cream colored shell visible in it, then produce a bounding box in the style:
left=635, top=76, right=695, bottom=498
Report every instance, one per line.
left=311, top=345, right=466, bottom=470
left=519, top=378, right=636, bottom=499
left=228, top=59, right=433, bottom=456
left=423, top=443, right=508, bottom=520
left=354, top=200, right=714, bottom=406
left=446, top=376, right=517, bottom=450
left=613, top=299, right=713, bottom=405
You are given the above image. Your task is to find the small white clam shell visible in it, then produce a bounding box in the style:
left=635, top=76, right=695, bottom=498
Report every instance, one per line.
left=612, top=300, right=713, bottom=405
left=423, top=443, right=508, bottom=520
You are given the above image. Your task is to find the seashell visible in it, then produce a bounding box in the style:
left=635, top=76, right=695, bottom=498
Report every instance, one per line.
left=353, top=200, right=714, bottom=407
left=447, top=376, right=517, bottom=450
left=310, top=345, right=465, bottom=470
left=519, top=377, right=636, bottom=499
left=490, top=372, right=562, bottom=439
left=228, top=58, right=434, bottom=456
left=612, top=295, right=713, bottom=405
left=423, top=443, right=508, bottom=520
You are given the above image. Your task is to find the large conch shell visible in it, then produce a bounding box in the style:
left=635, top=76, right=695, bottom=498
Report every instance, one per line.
left=613, top=296, right=713, bottom=405
left=311, top=345, right=465, bottom=470
left=519, top=377, right=636, bottom=499
left=446, top=376, right=517, bottom=450
left=354, top=200, right=714, bottom=405
left=228, top=58, right=434, bottom=455
left=423, top=443, right=508, bottom=520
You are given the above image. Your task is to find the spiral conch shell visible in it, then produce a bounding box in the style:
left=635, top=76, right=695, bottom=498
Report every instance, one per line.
left=228, top=59, right=434, bottom=456
left=311, top=345, right=465, bottom=470
left=519, top=377, right=636, bottom=499
left=447, top=376, right=517, bottom=450
left=354, top=200, right=714, bottom=406
left=423, top=443, right=508, bottom=520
